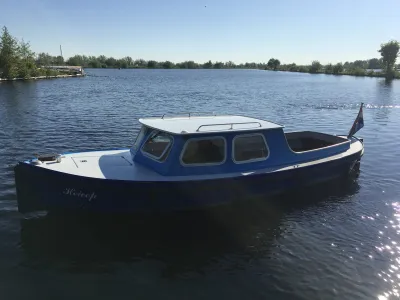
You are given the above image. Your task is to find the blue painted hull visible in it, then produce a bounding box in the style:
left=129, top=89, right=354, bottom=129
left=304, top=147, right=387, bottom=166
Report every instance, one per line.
left=14, top=151, right=362, bottom=213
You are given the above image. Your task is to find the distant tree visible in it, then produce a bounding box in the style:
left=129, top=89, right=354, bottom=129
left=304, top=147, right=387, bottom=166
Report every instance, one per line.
left=213, top=61, right=224, bottom=69
left=0, top=26, right=20, bottom=78
left=186, top=61, right=198, bottom=69
left=367, top=58, right=381, bottom=69
left=18, top=39, right=36, bottom=78
left=67, top=55, right=89, bottom=67
left=267, top=58, right=275, bottom=70
left=203, top=60, right=213, bottom=69
left=147, top=60, right=158, bottom=68
left=298, top=65, right=309, bottom=73
left=267, top=58, right=280, bottom=71
left=88, top=58, right=101, bottom=68
left=134, top=59, right=147, bottom=68
left=105, top=57, right=117, bottom=68
left=36, top=52, right=53, bottom=66
left=353, top=60, right=368, bottom=69
left=125, top=56, right=133, bottom=68
left=332, top=63, right=343, bottom=74
left=378, top=40, right=400, bottom=79
left=117, top=58, right=128, bottom=68
left=288, top=63, right=297, bottom=71
left=55, top=55, right=64, bottom=65
left=309, top=60, right=322, bottom=73
left=325, top=63, right=333, bottom=74
left=162, top=61, right=174, bottom=69
left=225, top=61, right=236, bottom=68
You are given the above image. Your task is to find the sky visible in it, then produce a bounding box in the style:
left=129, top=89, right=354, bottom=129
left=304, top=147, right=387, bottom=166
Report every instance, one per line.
left=1, top=0, right=400, bottom=65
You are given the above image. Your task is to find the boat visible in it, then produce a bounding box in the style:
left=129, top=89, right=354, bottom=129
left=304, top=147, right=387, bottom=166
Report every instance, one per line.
left=14, top=105, right=365, bottom=213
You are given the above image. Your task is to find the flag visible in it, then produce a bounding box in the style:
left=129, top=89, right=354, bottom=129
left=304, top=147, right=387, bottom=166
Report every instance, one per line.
left=348, top=103, right=364, bottom=137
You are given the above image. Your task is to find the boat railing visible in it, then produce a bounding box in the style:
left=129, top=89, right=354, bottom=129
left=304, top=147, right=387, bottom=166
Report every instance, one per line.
left=196, top=122, right=262, bottom=132
left=161, top=112, right=216, bottom=119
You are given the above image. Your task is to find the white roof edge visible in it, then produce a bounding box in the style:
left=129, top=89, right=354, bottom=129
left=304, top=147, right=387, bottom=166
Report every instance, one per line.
left=138, top=115, right=284, bottom=135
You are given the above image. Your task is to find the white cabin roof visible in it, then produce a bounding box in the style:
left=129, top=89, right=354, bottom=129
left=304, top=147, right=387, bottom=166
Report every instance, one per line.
left=138, top=115, right=283, bottom=135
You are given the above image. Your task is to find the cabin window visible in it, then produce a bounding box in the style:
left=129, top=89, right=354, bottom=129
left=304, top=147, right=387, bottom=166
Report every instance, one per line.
left=133, top=126, right=148, bottom=150
left=233, top=134, right=269, bottom=163
left=141, top=130, right=173, bottom=161
left=181, top=137, right=226, bottom=165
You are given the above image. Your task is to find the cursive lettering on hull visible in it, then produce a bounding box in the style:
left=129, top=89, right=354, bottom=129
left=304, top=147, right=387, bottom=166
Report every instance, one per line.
left=63, top=188, right=97, bottom=202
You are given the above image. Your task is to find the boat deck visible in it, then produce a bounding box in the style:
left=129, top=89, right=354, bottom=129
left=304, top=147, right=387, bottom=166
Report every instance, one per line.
left=26, top=137, right=363, bottom=182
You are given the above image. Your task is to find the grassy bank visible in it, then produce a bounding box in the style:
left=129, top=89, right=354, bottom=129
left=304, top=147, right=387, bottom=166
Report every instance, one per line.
left=275, top=68, right=400, bottom=79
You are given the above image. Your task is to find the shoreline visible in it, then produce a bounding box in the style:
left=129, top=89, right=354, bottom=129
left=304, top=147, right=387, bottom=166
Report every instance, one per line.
left=0, top=74, right=85, bottom=82
left=271, top=69, right=400, bottom=80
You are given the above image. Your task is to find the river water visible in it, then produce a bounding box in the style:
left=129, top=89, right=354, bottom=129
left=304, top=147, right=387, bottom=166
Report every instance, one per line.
left=0, top=69, right=399, bottom=299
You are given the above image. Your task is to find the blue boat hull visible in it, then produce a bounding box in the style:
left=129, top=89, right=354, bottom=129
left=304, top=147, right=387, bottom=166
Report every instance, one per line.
left=14, top=151, right=362, bottom=213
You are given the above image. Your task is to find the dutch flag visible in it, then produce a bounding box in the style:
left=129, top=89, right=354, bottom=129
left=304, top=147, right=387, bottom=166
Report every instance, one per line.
left=348, top=103, right=364, bottom=138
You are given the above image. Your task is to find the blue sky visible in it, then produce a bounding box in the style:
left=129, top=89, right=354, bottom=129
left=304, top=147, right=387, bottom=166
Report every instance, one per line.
left=1, top=0, right=399, bottom=64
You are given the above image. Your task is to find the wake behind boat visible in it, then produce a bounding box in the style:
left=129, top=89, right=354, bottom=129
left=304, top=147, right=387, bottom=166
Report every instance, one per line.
left=14, top=105, right=365, bottom=213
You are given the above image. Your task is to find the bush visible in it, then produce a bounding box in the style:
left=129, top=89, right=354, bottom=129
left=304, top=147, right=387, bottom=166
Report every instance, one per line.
left=30, top=67, right=40, bottom=77
left=17, top=65, right=31, bottom=79
left=298, top=66, right=309, bottom=73
left=351, top=67, right=366, bottom=76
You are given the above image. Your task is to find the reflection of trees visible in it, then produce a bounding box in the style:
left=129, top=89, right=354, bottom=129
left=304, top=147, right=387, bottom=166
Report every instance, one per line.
left=373, top=79, right=394, bottom=123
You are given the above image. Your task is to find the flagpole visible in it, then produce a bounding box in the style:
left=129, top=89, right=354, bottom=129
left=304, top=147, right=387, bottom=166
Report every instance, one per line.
left=347, top=103, right=364, bottom=138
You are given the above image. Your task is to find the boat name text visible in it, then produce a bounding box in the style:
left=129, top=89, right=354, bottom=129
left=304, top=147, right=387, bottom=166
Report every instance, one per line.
left=63, top=188, right=97, bottom=202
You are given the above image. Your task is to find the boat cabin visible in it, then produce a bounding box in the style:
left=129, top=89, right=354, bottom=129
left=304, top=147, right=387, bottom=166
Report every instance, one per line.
left=130, top=115, right=350, bottom=176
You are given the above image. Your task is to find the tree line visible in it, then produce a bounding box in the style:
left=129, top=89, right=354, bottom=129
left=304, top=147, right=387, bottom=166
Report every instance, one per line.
left=1, top=26, right=399, bottom=80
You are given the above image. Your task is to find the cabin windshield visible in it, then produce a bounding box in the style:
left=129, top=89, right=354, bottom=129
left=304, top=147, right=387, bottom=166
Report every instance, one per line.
left=141, top=130, right=173, bottom=161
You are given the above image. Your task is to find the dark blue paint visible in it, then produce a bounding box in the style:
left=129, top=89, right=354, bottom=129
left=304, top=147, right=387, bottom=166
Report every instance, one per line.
left=14, top=148, right=361, bottom=213
left=131, top=127, right=351, bottom=176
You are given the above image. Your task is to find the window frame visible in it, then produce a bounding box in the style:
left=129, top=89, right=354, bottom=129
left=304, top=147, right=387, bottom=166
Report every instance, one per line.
left=232, top=133, right=269, bottom=164
left=140, top=129, right=174, bottom=162
left=180, top=136, right=227, bottom=167
left=132, top=125, right=149, bottom=150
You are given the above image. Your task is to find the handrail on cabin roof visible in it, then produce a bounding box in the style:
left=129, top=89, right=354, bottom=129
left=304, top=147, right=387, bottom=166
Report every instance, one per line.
left=161, top=112, right=217, bottom=119
left=196, top=122, right=262, bottom=132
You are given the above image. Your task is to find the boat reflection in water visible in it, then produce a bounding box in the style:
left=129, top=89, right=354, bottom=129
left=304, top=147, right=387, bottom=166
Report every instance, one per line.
left=20, top=172, right=360, bottom=276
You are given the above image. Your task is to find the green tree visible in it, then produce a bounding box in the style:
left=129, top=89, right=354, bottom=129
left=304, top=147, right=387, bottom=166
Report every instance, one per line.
left=203, top=60, right=213, bottom=69
left=325, top=63, right=333, bottom=74
left=18, top=39, right=36, bottom=78
left=267, top=58, right=274, bottom=69
left=353, top=60, right=367, bottom=69
left=309, top=60, right=322, bottom=73
left=225, top=61, right=235, bottom=68
left=105, top=57, right=117, bottom=68
left=367, top=58, right=381, bottom=69
left=125, top=56, right=133, bottom=68
left=332, top=63, right=343, bottom=74
left=162, top=61, right=174, bottom=69
left=36, top=52, right=53, bottom=66
left=0, top=26, right=20, bottom=78
left=378, top=40, right=400, bottom=79
left=55, top=55, right=64, bottom=65
left=134, top=59, right=147, bottom=68
left=267, top=58, right=280, bottom=71
left=288, top=63, right=297, bottom=71
left=147, top=60, right=158, bottom=68
left=213, top=61, right=224, bottom=69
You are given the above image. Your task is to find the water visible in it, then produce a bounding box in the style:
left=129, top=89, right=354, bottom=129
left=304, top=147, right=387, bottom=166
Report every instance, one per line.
left=1, top=69, right=400, bottom=299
